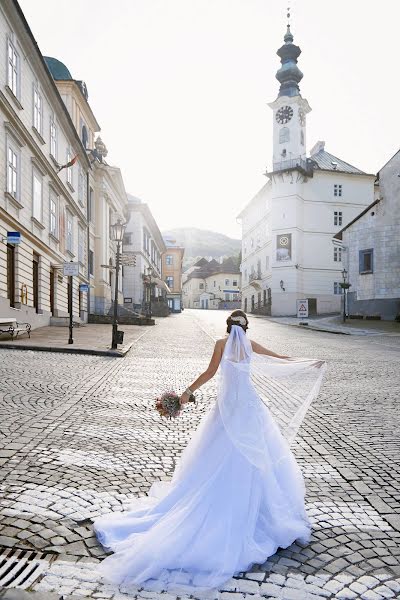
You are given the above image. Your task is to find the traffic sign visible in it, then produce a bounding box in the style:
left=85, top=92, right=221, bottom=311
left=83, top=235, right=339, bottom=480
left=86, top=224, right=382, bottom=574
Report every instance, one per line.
left=79, top=283, right=89, bottom=292
left=7, top=231, right=21, bottom=244
left=296, top=299, right=309, bottom=318
left=63, top=262, right=79, bottom=276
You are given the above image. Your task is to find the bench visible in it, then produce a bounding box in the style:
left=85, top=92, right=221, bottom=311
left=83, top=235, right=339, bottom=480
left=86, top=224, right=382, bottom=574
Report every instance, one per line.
left=0, top=319, right=31, bottom=340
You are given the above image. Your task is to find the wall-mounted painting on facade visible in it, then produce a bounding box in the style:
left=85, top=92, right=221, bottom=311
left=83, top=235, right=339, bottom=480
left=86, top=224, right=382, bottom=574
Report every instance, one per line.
left=276, top=233, right=292, bottom=261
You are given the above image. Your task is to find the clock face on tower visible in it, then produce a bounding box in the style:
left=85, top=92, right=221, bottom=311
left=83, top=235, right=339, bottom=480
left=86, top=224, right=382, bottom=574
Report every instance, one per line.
left=298, top=108, right=306, bottom=126
left=276, top=106, right=293, bottom=124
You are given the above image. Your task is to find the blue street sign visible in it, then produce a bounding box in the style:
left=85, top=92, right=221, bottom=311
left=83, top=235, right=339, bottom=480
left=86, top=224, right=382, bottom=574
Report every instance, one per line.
left=79, top=283, right=89, bottom=293
left=7, top=231, right=21, bottom=244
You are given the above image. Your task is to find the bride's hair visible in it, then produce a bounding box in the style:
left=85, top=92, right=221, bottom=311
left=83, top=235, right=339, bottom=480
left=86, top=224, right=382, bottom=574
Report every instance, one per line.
left=226, top=310, right=248, bottom=333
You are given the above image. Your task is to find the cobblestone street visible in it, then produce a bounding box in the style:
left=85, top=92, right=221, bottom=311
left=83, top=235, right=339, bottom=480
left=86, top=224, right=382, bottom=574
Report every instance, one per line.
left=1, top=310, right=400, bottom=600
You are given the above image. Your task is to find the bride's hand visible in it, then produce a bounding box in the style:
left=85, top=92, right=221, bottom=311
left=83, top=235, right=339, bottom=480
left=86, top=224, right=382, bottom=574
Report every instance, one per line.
left=179, top=392, right=189, bottom=406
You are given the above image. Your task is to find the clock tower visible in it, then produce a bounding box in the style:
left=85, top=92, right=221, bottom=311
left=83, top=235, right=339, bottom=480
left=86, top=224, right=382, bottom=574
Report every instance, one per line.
left=268, top=23, right=311, bottom=169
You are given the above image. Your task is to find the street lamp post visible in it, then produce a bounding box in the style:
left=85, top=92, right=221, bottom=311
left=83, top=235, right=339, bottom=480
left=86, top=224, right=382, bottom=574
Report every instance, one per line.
left=111, top=218, right=126, bottom=349
left=340, top=268, right=351, bottom=323
left=146, top=266, right=153, bottom=319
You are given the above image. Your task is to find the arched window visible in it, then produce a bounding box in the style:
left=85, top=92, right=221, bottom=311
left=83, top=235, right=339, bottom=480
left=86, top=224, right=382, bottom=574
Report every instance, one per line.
left=279, top=127, right=290, bottom=143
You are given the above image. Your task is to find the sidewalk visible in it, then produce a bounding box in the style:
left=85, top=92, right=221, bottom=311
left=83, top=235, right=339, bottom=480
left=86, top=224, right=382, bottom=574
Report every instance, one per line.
left=263, top=314, right=400, bottom=336
left=0, top=323, right=151, bottom=356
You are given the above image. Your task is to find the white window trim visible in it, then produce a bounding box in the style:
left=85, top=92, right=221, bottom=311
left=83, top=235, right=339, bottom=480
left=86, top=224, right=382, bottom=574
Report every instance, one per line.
left=7, top=37, right=20, bottom=100
left=49, top=190, right=59, bottom=238
left=50, top=117, right=58, bottom=160
left=33, top=83, right=43, bottom=135
left=6, top=139, right=20, bottom=201
left=66, top=211, right=74, bottom=253
left=66, top=149, right=73, bottom=188
left=32, top=169, right=43, bottom=223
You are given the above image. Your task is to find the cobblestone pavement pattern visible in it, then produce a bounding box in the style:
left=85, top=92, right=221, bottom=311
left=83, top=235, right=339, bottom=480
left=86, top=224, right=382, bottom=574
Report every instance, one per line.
left=0, top=310, right=400, bottom=600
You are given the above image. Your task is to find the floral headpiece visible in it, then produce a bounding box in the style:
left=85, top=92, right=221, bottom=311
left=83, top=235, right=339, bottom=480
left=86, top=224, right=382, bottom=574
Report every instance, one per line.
left=231, top=315, right=247, bottom=326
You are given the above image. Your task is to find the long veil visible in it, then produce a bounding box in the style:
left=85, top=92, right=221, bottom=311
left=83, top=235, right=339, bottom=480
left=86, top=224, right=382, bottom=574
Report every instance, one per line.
left=217, top=325, right=326, bottom=470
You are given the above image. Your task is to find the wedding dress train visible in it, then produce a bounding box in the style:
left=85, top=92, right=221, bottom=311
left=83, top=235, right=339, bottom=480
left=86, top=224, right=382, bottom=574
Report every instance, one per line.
left=93, top=326, right=326, bottom=593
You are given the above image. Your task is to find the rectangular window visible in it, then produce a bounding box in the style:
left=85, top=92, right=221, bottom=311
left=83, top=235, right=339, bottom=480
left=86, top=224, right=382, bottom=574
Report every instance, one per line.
left=334, top=211, right=343, bottom=226
left=359, top=249, right=373, bottom=274
left=50, top=118, right=57, bottom=159
left=123, top=233, right=132, bottom=245
left=233, top=280, right=238, bottom=287
left=334, top=247, right=342, bottom=262
left=166, top=276, right=174, bottom=288
left=266, top=255, right=270, bottom=270
left=78, top=226, right=85, bottom=264
left=334, top=184, right=342, bottom=197
left=32, top=171, right=43, bottom=221
left=225, top=293, right=231, bottom=301
left=78, top=166, right=85, bottom=205
left=225, top=278, right=230, bottom=285
left=33, top=86, right=43, bottom=134
left=7, top=145, right=18, bottom=198
left=66, top=212, right=73, bottom=252
left=49, top=191, right=58, bottom=236
left=199, top=282, right=204, bottom=289
left=89, top=249, right=94, bottom=276
left=7, top=39, right=19, bottom=97
left=166, top=254, right=173, bottom=266
left=66, top=149, right=73, bottom=186
left=333, top=282, right=343, bottom=295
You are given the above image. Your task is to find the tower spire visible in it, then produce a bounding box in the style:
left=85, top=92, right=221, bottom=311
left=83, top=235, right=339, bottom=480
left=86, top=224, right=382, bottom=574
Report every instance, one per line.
left=275, top=6, right=303, bottom=97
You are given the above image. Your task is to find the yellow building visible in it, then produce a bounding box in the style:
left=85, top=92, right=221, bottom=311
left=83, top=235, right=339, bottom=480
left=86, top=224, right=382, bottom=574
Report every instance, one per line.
left=162, top=240, right=184, bottom=313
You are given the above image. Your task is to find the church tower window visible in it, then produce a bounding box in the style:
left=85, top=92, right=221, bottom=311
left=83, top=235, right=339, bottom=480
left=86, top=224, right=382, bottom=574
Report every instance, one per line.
left=279, top=127, right=290, bottom=143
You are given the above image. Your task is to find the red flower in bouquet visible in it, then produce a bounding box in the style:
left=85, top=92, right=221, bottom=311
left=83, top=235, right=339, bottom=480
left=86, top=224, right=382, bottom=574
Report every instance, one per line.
left=155, top=390, right=196, bottom=419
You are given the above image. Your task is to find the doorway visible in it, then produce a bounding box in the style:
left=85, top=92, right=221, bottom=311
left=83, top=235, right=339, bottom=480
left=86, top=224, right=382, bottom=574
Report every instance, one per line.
left=33, top=253, right=39, bottom=313
left=7, top=244, right=15, bottom=307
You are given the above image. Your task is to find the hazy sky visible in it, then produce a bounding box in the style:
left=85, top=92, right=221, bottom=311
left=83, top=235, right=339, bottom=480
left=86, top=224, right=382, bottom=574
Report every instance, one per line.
left=19, top=0, right=400, bottom=239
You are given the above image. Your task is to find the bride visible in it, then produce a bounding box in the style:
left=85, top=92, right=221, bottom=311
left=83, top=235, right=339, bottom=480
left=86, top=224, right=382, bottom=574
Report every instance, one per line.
left=93, top=310, right=326, bottom=593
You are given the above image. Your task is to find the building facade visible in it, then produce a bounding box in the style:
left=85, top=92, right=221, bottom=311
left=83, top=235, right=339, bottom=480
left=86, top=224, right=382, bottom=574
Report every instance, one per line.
left=238, top=24, right=375, bottom=317
left=0, top=0, right=91, bottom=328
left=333, top=151, right=400, bottom=320
left=162, top=239, right=184, bottom=313
left=182, top=258, right=241, bottom=309
left=123, top=195, right=168, bottom=313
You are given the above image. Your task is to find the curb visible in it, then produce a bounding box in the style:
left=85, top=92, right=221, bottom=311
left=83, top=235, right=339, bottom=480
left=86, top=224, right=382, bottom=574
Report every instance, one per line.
left=0, top=325, right=152, bottom=357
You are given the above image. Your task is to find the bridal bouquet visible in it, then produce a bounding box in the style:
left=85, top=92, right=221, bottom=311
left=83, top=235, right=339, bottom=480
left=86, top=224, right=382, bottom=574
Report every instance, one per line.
left=155, top=390, right=196, bottom=419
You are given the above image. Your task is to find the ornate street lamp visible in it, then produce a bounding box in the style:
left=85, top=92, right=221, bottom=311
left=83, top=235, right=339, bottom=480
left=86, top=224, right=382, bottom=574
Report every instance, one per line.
left=111, top=218, right=126, bottom=349
left=340, top=268, right=351, bottom=323
left=145, top=266, right=154, bottom=319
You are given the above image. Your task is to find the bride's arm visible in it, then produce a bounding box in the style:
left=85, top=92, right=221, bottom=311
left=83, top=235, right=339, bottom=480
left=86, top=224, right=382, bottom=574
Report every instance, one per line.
left=251, top=340, right=289, bottom=359
left=180, top=340, right=224, bottom=405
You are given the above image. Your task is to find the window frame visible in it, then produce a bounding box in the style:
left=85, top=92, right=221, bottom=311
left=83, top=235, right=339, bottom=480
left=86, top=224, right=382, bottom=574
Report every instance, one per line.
left=333, top=246, right=342, bottom=263
left=7, top=38, right=20, bottom=99
left=359, top=249, right=374, bottom=275
left=32, top=169, right=43, bottom=222
left=165, top=254, right=173, bottom=266
left=50, top=117, right=58, bottom=159
left=333, top=282, right=343, bottom=295
left=33, top=84, right=44, bottom=135
left=334, top=210, right=343, bottom=227
left=66, top=148, right=73, bottom=187
left=334, top=184, right=343, bottom=197
left=49, top=189, right=58, bottom=238
left=66, top=211, right=74, bottom=253
left=6, top=140, right=19, bottom=199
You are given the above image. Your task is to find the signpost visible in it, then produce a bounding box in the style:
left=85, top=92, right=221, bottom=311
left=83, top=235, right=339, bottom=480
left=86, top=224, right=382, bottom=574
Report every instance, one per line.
left=63, top=262, right=79, bottom=344
left=79, top=283, right=89, bottom=293
left=296, top=299, right=309, bottom=325
left=7, top=232, right=21, bottom=245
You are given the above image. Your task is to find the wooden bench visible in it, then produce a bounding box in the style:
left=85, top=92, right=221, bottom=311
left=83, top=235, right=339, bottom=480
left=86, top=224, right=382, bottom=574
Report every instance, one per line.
left=0, top=318, right=31, bottom=340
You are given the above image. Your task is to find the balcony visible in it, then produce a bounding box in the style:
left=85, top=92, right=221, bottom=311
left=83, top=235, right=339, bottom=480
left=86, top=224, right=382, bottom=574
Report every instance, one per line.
left=267, top=157, right=314, bottom=178
left=249, top=271, right=262, bottom=290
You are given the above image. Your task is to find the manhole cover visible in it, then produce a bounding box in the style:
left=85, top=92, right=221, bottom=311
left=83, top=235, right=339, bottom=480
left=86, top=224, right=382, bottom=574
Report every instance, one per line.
left=0, top=547, right=52, bottom=589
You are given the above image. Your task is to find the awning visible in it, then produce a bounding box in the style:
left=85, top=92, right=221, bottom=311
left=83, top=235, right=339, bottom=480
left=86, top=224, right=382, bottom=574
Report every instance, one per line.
left=153, top=277, right=171, bottom=293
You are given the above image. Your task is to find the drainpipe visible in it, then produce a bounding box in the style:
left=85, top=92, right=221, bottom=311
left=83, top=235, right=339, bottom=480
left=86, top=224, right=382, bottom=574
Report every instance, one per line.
left=86, top=171, right=91, bottom=321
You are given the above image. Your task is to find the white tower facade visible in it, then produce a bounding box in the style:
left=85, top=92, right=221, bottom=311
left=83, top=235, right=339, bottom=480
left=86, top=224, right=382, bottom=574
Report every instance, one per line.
left=238, top=23, right=375, bottom=317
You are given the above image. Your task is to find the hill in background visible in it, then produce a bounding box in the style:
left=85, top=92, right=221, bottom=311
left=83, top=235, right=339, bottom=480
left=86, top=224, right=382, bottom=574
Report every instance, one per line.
left=162, top=227, right=241, bottom=270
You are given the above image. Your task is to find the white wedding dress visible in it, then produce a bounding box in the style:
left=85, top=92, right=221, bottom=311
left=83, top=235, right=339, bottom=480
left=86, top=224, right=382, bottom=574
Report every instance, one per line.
left=93, top=326, right=326, bottom=593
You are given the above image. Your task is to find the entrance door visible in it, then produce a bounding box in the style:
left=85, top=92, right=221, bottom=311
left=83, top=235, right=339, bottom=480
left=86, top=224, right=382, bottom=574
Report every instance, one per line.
left=50, top=267, right=55, bottom=315
left=7, top=244, right=15, bottom=307
left=33, top=253, right=39, bottom=313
